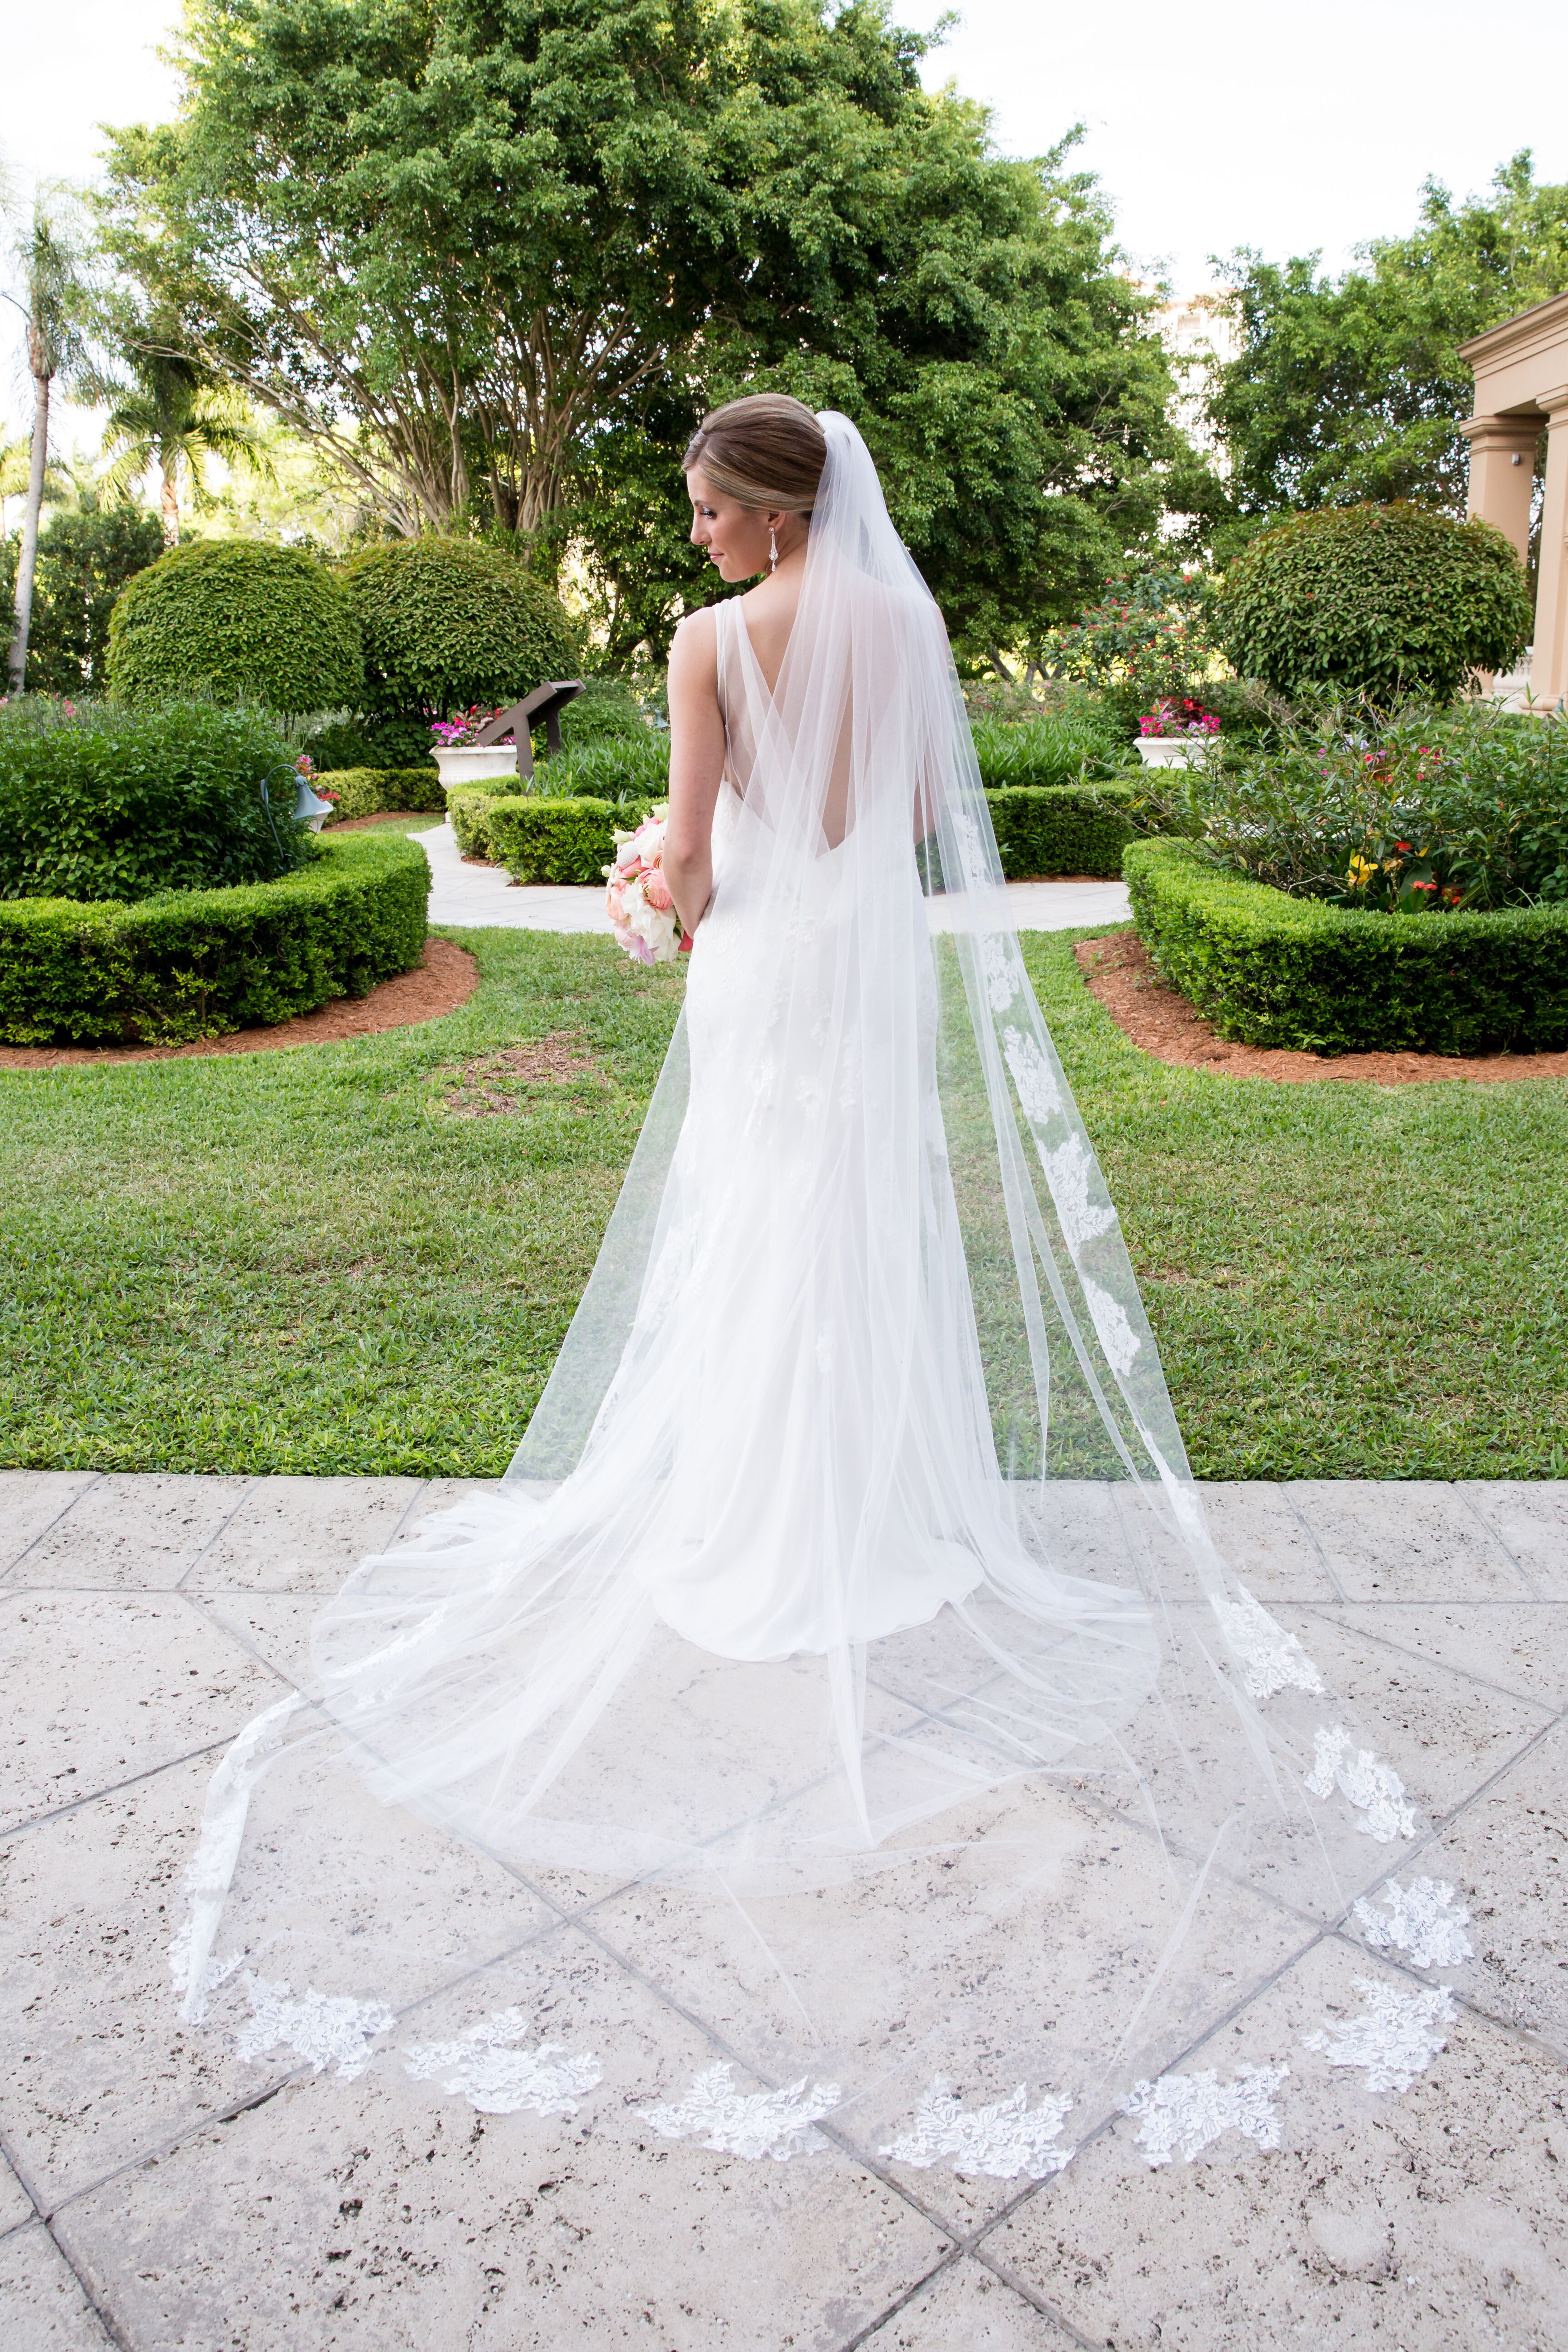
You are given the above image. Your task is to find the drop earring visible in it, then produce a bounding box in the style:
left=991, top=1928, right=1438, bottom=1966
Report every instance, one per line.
left=768, top=523, right=778, bottom=575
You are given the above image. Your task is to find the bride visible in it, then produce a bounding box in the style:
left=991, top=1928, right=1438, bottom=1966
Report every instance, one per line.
left=177, top=398, right=1459, bottom=2170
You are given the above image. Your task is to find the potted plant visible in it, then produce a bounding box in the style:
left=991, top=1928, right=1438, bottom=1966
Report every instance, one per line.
left=1135, top=698, right=1221, bottom=767
left=429, top=706, right=521, bottom=787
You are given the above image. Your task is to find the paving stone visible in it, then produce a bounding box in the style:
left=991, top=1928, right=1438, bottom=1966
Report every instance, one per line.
left=0, top=1746, right=554, bottom=2211
left=857, top=2256, right=1073, bottom=2347
left=1286, top=1479, right=1531, bottom=1602
left=1441, top=1713, right=1568, bottom=2061
left=1305, top=1601, right=1568, bottom=1711
left=7, top=1474, right=252, bottom=1591
left=0, top=1591, right=283, bottom=1831
left=982, top=1939, right=1568, bottom=2352
left=1277, top=1604, right=1553, bottom=1822
left=0, top=2222, right=112, bottom=2350
left=0, top=1474, right=101, bottom=1579
left=53, top=1924, right=952, bottom=2352
left=184, top=1476, right=427, bottom=1594
left=1190, top=1482, right=1343, bottom=1603
left=1462, top=1482, right=1568, bottom=1599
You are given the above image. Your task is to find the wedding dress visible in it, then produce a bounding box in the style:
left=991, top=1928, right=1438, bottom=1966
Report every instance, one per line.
left=174, top=417, right=1469, bottom=2173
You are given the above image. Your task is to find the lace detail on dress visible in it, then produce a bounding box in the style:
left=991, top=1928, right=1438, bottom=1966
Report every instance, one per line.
left=1304, top=1723, right=1417, bottom=1842
left=1082, top=1276, right=1141, bottom=1376
left=234, top=1972, right=393, bottom=2081
left=1001, top=1024, right=1061, bottom=1119
left=1122, top=2063, right=1289, bottom=2167
left=401, top=2010, right=602, bottom=2115
left=880, top=2079, right=1073, bottom=2181
left=1210, top=1585, right=1326, bottom=1702
left=1354, top=1877, right=1474, bottom=1971
left=640, top=2062, right=840, bottom=2161
left=1303, top=1977, right=1456, bottom=2094
left=984, top=937, right=1022, bottom=1012
left=1041, top=1133, right=1119, bottom=1253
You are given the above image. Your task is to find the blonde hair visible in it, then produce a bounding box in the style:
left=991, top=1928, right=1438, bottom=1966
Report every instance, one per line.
left=682, top=394, right=826, bottom=514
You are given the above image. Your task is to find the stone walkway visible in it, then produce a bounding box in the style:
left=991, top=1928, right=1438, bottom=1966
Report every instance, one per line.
left=0, top=1471, right=1564, bottom=2349
left=413, top=821, right=1134, bottom=934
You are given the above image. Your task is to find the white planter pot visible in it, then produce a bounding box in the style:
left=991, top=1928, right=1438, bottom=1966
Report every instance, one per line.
left=1135, top=737, right=1213, bottom=768
left=433, top=745, right=519, bottom=787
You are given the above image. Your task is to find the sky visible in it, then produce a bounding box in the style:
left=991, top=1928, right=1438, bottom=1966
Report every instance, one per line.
left=4, top=0, right=1568, bottom=448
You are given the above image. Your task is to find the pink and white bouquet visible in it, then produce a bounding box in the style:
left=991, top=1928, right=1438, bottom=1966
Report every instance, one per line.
left=604, top=805, right=693, bottom=966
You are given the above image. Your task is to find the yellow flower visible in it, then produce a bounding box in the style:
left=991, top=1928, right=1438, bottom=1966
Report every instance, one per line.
left=1346, top=854, right=1376, bottom=888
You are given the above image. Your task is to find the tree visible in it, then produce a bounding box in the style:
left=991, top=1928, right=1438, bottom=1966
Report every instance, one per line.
left=4, top=186, right=94, bottom=695
left=98, top=1, right=1184, bottom=661
left=0, top=495, right=163, bottom=696
left=84, top=310, right=270, bottom=547
left=1206, top=153, right=1568, bottom=550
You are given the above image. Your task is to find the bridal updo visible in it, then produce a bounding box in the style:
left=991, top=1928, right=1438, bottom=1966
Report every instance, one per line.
left=682, top=394, right=826, bottom=513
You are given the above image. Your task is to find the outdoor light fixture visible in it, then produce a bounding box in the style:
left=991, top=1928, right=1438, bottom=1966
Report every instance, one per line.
left=293, top=774, right=335, bottom=830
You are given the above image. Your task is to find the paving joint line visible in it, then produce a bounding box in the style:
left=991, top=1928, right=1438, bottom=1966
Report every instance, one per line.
left=1275, top=1485, right=1350, bottom=1602
left=0, top=2118, right=132, bottom=2350
left=1295, top=1598, right=1564, bottom=1716
left=0, top=1731, right=240, bottom=1845
left=1455, top=1482, right=1546, bottom=1600
left=173, top=1476, right=262, bottom=1591
left=0, top=1471, right=105, bottom=1585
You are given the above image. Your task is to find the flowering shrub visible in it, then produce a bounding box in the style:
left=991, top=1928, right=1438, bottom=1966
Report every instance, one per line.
left=1039, top=570, right=1227, bottom=736
left=1139, top=698, right=1220, bottom=740
left=431, top=706, right=514, bottom=749
left=1135, top=703, right=1568, bottom=914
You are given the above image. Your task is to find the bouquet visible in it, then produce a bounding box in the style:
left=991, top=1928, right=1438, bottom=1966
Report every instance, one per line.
left=604, top=804, right=694, bottom=966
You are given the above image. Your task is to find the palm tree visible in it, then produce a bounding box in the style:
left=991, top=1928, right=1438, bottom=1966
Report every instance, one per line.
left=4, top=186, right=93, bottom=695
left=90, top=315, right=269, bottom=547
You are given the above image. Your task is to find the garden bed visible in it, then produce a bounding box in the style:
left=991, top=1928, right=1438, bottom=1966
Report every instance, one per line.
left=1125, top=836, right=1568, bottom=1055
left=0, top=828, right=429, bottom=1047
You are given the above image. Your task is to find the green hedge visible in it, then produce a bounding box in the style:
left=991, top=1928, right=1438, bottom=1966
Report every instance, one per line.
left=343, top=537, right=579, bottom=722
left=106, top=540, right=364, bottom=715
left=1124, top=836, right=1568, bottom=1055
left=486, top=796, right=656, bottom=886
left=984, top=786, right=1135, bottom=879
left=0, top=829, right=428, bottom=1047
left=318, top=766, right=446, bottom=822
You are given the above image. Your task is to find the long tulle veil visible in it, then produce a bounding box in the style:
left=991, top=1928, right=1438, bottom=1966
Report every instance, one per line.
left=174, top=415, right=1467, bottom=2167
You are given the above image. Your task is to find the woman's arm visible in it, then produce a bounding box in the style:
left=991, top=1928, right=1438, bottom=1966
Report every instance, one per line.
left=663, top=608, right=727, bottom=937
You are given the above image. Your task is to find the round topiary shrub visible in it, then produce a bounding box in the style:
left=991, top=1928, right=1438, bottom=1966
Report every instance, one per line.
left=344, top=537, right=580, bottom=721
left=0, top=699, right=314, bottom=902
left=106, top=540, right=364, bottom=715
left=1217, top=504, right=1533, bottom=705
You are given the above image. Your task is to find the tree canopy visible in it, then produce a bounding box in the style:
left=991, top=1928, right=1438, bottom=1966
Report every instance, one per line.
left=1206, top=153, right=1568, bottom=548
left=99, top=0, right=1187, bottom=661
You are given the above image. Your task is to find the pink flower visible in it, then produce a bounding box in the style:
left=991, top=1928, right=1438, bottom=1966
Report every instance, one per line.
left=643, top=869, right=674, bottom=913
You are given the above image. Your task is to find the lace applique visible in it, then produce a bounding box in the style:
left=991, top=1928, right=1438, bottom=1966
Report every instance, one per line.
left=949, top=807, right=986, bottom=878
left=880, top=2079, right=1073, bottom=2181
left=1001, top=1025, right=1062, bottom=1123
left=1304, top=1724, right=1417, bottom=1842
left=983, top=937, right=1022, bottom=1013
left=401, top=2009, right=601, bottom=2116
left=1210, top=1584, right=1326, bottom=1701
left=1122, top=2063, right=1288, bottom=2167
left=1303, top=1977, right=1456, bottom=2094
left=640, top=2062, right=840, bottom=2161
left=171, top=1689, right=309, bottom=2022
left=1042, top=1132, right=1118, bottom=1253
left=1354, top=1877, right=1474, bottom=1971
left=1081, top=1276, right=1141, bottom=1375
left=234, top=1971, right=393, bottom=2081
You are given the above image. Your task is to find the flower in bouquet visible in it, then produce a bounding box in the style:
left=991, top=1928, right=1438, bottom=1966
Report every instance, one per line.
left=603, top=804, right=693, bottom=966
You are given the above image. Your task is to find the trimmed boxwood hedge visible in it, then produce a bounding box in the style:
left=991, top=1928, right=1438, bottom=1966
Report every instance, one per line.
left=985, top=786, right=1134, bottom=879
left=1124, top=836, right=1568, bottom=1056
left=0, top=829, right=429, bottom=1047
left=318, top=766, right=446, bottom=822
left=106, top=540, right=365, bottom=715
left=486, top=796, right=656, bottom=886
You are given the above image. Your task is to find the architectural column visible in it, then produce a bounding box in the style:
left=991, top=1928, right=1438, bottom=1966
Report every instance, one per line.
left=1460, top=413, right=1543, bottom=564
left=1534, top=387, right=1568, bottom=709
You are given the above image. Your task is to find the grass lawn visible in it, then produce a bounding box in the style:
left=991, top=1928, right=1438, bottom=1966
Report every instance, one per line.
left=1, top=924, right=1563, bottom=1479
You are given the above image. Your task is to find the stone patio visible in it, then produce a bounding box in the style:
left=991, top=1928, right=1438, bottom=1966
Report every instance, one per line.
left=0, top=1471, right=1564, bottom=2350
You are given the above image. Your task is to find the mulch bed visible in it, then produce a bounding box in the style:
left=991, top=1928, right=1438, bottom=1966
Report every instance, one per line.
left=1076, top=929, right=1568, bottom=1087
left=0, top=938, right=480, bottom=1071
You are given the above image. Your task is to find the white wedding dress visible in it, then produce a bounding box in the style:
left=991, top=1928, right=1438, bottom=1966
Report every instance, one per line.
left=174, top=418, right=1468, bottom=2172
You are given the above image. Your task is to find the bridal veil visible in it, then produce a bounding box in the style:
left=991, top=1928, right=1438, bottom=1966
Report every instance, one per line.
left=175, top=415, right=1466, bottom=2168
